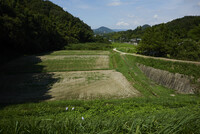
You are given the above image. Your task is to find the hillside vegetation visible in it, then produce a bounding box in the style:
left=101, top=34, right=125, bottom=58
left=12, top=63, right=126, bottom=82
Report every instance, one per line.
left=0, top=0, right=94, bottom=64
left=137, top=16, right=200, bottom=61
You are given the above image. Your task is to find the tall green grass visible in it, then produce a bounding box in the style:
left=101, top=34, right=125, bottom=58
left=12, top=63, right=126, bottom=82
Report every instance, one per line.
left=0, top=97, right=200, bottom=133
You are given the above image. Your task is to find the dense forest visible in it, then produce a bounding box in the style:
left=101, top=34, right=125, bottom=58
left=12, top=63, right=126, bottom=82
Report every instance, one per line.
left=137, top=16, right=200, bottom=61
left=0, top=0, right=95, bottom=64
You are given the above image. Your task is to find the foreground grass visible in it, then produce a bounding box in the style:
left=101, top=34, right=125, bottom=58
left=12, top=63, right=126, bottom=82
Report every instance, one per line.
left=1, top=97, right=200, bottom=133
left=0, top=48, right=200, bottom=133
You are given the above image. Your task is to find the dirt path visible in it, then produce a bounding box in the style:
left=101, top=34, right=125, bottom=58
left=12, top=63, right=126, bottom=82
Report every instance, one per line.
left=113, top=48, right=200, bottom=65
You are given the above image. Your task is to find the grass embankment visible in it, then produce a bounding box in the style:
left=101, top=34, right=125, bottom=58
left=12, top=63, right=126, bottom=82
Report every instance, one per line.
left=129, top=56, right=200, bottom=81
left=0, top=46, right=200, bottom=133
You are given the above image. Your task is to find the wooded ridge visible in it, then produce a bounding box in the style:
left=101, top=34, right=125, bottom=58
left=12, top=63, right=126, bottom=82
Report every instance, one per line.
left=0, top=0, right=94, bottom=64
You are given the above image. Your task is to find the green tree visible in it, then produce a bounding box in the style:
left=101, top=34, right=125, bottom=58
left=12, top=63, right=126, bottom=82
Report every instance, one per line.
left=188, top=24, right=200, bottom=42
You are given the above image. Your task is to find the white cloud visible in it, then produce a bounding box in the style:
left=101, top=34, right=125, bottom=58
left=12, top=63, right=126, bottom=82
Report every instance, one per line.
left=116, top=21, right=129, bottom=26
left=132, top=20, right=140, bottom=25
left=127, top=14, right=135, bottom=18
left=198, top=2, right=200, bottom=6
left=77, top=5, right=91, bottom=9
left=107, top=0, right=122, bottom=6
left=153, top=14, right=158, bottom=19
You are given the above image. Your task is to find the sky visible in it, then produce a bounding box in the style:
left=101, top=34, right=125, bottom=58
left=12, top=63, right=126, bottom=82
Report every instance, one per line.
left=49, top=0, right=200, bottom=29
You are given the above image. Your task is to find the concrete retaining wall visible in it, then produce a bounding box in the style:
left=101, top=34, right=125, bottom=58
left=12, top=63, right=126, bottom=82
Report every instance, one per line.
left=137, top=64, right=197, bottom=94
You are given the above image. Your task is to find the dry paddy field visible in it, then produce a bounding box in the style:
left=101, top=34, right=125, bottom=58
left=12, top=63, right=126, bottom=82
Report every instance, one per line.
left=0, top=50, right=140, bottom=103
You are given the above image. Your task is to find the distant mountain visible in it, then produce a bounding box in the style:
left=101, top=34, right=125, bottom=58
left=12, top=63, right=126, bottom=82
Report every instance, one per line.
left=93, top=25, right=150, bottom=34
left=142, top=24, right=151, bottom=30
left=93, top=27, right=114, bottom=34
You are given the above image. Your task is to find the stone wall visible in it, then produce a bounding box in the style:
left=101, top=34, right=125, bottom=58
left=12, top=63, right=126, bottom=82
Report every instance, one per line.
left=137, top=64, right=197, bottom=94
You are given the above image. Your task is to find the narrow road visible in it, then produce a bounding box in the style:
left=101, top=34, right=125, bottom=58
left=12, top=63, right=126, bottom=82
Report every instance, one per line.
left=113, top=48, right=200, bottom=65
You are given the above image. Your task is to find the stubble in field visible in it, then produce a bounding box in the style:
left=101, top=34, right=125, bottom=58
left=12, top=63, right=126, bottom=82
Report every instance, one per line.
left=47, top=70, right=140, bottom=100
left=0, top=70, right=139, bottom=103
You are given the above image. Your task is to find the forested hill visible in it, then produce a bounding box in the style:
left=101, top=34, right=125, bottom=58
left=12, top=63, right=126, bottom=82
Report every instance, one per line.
left=166, top=16, right=200, bottom=34
left=0, top=0, right=94, bottom=64
left=137, top=16, right=200, bottom=61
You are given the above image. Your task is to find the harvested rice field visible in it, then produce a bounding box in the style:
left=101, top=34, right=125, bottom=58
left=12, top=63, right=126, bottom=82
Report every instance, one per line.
left=49, top=70, right=140, bottom=100
left=0, top=70, right=139, bottom=103
left=0, top=50, right=139, bottom=103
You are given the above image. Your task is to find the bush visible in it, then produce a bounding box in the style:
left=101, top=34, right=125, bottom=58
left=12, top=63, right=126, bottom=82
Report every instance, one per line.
left=173, top=39, right=200, bottom=61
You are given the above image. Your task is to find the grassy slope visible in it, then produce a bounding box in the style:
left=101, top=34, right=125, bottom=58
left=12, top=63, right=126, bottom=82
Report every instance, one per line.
left=0, top=49, right=200, bottom=133
left=128, top=55, right=200, bottom=81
